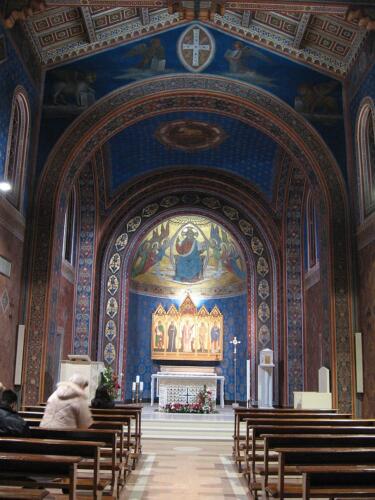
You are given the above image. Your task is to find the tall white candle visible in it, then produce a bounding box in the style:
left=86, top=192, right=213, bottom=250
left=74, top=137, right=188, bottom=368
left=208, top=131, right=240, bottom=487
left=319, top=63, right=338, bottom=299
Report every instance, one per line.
left=246, top=359, right=250, bottom=403
left=140, top=382, right=144, bottom=391
left=132, top=382, right=136, bottom=391
left=136, top=375, right=140, bottom=383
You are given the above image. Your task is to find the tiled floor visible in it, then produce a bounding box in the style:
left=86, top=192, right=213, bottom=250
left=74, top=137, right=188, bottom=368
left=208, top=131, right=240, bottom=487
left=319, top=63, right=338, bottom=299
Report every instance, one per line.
left=123, top=439, right=249, bottom=499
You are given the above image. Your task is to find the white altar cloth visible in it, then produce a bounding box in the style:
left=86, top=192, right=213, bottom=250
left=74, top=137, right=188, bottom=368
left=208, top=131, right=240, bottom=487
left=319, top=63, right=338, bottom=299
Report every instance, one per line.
left=151, top=372, right=225, bottom=409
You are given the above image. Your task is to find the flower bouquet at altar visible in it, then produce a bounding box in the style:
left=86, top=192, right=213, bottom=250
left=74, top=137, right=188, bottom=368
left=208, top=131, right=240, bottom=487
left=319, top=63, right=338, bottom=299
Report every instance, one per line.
left=100, top=367, right=121, bottom=401
left=162, top=385, right=216, bottom=414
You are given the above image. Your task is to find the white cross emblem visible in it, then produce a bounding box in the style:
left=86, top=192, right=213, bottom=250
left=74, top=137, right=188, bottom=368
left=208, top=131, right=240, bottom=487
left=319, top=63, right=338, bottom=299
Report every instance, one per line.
left=182, top=28, right=210, bottom=67
left=178, top=25, right=215, bottom=73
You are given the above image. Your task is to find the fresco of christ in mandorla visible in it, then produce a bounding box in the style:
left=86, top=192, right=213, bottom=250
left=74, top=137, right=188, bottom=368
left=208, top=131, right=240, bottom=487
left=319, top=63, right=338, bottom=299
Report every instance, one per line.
left=130, top=215, right=246, bottom=299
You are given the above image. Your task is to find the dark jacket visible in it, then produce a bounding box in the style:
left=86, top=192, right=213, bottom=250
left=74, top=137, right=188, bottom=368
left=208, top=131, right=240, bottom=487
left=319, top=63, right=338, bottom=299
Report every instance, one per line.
left=0, top=404, right=29, bottom=436
left=91, top=385, right=115, bottom=409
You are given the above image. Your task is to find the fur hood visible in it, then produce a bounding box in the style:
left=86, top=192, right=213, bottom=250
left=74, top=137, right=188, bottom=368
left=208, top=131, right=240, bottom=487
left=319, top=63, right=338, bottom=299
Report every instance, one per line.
left=51, top=381, right=88, bottom=401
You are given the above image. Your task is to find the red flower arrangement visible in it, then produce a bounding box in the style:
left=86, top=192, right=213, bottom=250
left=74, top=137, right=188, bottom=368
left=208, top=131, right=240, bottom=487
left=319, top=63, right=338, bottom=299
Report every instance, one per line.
left=162, top=385, right=215, bottom=414
left=101, top=367, right=121, bottom=400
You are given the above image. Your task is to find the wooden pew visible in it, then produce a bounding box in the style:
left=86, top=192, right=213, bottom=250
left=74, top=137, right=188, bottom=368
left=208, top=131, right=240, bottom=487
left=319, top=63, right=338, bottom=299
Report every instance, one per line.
left=94, top=407, right=143, bottom=463
left=0, top=437, right=106, bottom=499
left=232, top=409, right=348, bottom=471
left=244, top=424, right=375, bottom=497
left=297, top=464, right=375, bottom=499
left=22, top=407, right=140, bottom=468
left=235, top=415, right=365, bottom=473
left=266, top=447, right=375, bottom=499
left=29, top=427, right=121, bottom=497
left=90, top=421, right=131, bottom=479
left=0, top=452, right=81, bottom=500
left=0, top=487, right=49, bottom=498
left=260, top=434, right=375, bottom=497
left=22, top=404, right=143, bottom=461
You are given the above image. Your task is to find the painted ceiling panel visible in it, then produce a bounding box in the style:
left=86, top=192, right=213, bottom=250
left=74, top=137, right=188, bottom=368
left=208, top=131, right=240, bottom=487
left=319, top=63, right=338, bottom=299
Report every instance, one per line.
left=13, top=0, right=368, bottom=76
left=37, top=24, right=346, bottom=193
left=106, top=111, right=279, bottom=199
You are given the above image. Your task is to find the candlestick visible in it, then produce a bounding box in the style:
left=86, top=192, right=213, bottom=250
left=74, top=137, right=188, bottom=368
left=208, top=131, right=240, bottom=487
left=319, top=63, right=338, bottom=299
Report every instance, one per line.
left=136, top=375, right=140, bottom=383
left=246, top=359, right=250, bottom=407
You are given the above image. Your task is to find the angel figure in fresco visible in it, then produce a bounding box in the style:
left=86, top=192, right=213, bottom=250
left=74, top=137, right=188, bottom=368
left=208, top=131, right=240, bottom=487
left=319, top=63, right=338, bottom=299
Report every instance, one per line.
left=224, top=41, right=271, bottom=73
left=294, top=81, right=339, bottom=115
left=124, top=38, right=166, bottom=71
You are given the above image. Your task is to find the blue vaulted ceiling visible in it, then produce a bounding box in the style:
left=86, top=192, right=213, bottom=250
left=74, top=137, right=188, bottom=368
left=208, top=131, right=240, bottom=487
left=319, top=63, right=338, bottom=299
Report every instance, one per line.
left=107, top=111, right=278, bottom=200
left=38, top=22, right=347, bottom=200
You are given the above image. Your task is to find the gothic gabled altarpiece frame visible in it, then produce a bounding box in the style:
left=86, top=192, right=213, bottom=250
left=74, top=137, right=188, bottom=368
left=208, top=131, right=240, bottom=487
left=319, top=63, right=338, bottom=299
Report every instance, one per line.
left=151, top=294, right=223, bottom=361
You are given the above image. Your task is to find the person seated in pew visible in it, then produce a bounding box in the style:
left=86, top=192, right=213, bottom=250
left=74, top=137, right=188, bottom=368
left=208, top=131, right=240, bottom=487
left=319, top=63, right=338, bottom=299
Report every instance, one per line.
left=41, top=373, right=93, bottom=429
left=0, top=389, right=29, bottom=436
left=91, top=384, right=115, bottom=409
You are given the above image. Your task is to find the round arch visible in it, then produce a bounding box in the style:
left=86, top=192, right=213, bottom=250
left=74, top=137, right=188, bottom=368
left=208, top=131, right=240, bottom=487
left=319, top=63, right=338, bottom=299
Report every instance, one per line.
left=96, top=183, right=280, bottom=404
left=24, top=75, right=353, bottom=411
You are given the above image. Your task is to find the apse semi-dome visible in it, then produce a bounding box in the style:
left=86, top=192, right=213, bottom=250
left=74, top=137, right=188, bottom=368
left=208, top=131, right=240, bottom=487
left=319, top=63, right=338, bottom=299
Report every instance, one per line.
left=130, top=215, right=247, bottom=298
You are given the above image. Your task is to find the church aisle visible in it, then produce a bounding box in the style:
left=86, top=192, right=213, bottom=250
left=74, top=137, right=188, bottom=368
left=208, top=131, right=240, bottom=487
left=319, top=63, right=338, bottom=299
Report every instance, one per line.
left=123, top=439, right=249, bottom=499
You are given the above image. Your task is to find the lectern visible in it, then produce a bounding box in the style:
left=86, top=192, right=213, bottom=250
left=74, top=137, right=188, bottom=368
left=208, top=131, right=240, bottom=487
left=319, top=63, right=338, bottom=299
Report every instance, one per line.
left=257, top=348, right=274, bottom=408
left=59, top=355, right=104, bottom=400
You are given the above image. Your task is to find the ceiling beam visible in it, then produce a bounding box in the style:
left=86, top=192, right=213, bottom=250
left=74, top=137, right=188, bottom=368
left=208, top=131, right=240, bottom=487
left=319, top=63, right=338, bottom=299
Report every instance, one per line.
left=43, top=0, right=375, bottom=8
left=241, top=9, right=251, bottom=28
left=292, top=12, right=310, bottom=49
left=139, top=7, right=150, bottom=24
left=80, top=6, right=97, bottom=43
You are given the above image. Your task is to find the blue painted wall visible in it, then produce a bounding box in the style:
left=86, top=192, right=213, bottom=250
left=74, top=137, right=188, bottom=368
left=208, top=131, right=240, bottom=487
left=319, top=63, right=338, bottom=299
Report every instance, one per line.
left=108, top=111, right=277, bottom=200
left=0, top=25, right=38, bottom=210
left=125, top=291, right=248, bottom=403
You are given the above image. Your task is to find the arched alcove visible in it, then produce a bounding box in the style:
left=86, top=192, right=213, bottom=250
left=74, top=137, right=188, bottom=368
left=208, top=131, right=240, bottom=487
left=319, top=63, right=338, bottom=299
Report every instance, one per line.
left=96, top=186, right=280, bottom=404
left=24, top=75, right=353, bottom=411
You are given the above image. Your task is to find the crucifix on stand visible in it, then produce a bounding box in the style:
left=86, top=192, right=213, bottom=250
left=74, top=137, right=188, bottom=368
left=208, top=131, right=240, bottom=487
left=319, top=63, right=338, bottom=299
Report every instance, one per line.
left=230, top=336, right=241, bottom=406
left=185, top=387, right=191, bottom=404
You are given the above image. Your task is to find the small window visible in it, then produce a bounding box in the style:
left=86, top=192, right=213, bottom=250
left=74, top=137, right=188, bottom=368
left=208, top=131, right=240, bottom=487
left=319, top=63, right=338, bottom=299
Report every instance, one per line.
left=4, top=87, right=30, bottom=210
left=306, top=193, right=318, bottom=270
left=62, top=190, right=76, bottom=265
left=357, top=98, right=375, bottom=220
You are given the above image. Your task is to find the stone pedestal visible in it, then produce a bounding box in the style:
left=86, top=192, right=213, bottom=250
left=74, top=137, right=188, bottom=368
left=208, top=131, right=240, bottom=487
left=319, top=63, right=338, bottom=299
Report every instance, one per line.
left=257, top=349, right=274, bottom=408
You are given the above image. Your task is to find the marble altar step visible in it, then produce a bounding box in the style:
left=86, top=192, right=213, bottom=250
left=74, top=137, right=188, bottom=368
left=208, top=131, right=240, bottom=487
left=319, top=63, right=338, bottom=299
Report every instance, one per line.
left=142, top=418, right=233, bottom=441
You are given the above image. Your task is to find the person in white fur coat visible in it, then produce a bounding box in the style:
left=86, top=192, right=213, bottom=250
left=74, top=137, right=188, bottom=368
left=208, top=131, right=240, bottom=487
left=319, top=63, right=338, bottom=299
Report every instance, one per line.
left=40, top=373, right=93, bottom=429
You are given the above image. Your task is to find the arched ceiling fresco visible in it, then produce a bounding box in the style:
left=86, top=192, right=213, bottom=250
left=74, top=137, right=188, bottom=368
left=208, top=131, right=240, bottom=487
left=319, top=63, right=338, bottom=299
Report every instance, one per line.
left=129, top=214, right=247, bottom=299
left=37, top=23, right=347, bottom=192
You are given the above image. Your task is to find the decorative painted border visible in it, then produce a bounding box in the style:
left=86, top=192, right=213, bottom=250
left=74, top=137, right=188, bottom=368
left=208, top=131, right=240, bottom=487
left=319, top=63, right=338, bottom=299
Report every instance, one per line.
left=73, top=162, right=97, bottom=355
left=284, top=166, right=306, bottom=404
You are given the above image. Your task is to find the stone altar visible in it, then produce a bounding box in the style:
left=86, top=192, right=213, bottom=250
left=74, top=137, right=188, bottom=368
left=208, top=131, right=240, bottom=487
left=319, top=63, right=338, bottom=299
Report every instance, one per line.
left=151, top=366, right=225, bottom=409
